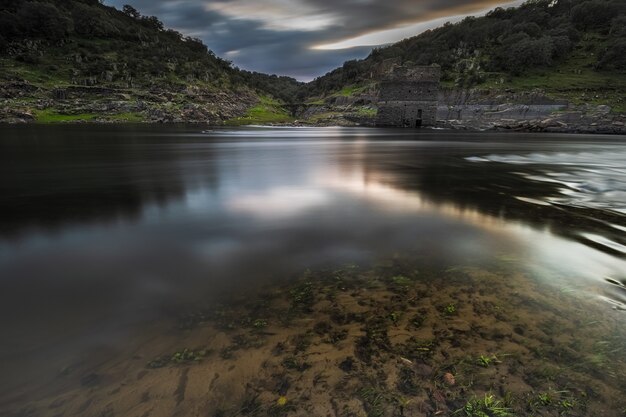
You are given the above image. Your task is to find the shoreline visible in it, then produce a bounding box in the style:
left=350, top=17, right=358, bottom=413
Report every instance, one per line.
left=2, top=119, right=625, bottom=135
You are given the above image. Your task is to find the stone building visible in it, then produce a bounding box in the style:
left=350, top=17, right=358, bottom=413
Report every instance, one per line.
left=376, top=66, right=440, bottom=128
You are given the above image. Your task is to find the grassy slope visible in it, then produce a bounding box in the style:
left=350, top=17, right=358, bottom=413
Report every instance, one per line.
left=476, top=34, right=626, bottom=111
left=225, top=96, right=295, bottom=125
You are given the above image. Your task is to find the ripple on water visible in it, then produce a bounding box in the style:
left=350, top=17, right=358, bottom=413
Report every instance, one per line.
left=467, top=150, right=626, bottom=215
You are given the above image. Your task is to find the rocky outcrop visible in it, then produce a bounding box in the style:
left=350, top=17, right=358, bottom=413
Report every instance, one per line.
left=0, top=80, right=257, bottom=124
left=0, top=108, right=35, bottom=123
left=295, top=85, right=625, bottom=134
left=433, top=87, right=626, bottom=133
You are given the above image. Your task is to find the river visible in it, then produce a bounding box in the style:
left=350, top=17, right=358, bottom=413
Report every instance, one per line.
left=1, top=125, right=625, bottom=416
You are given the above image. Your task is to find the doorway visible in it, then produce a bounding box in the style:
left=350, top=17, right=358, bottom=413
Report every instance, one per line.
left=415, top=109, right=423, bottom=127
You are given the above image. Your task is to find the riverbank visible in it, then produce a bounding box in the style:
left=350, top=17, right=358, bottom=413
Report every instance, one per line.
left=290, top=86, right=626, bottom=134
left=0, top=81, right=258, bottom=124
left=2, top=80, right=625, bottom=134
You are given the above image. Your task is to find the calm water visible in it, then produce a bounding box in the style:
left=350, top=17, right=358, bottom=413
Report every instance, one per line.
left=1, top=125, right=625, bottom=413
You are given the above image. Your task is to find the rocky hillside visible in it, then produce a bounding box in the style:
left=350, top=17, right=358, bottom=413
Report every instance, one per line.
left=1, top=0, right=625, bottom=131
left=0, top=0, right=301, bottom=123
left=295, top=0, right=625, bottom=132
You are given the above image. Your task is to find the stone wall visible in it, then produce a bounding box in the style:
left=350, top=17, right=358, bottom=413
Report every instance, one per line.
left=377, top=100, right=437, bottom=127
left=379, top=81, right=438, bottom=102
left=376, top=65, right=440, bottom=127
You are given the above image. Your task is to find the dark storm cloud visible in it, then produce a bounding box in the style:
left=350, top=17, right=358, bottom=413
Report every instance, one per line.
left=105, top=0, right=517, bottom=80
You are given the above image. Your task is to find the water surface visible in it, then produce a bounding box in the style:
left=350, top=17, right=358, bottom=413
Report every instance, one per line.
left=0, top=126, right=624, bottom=415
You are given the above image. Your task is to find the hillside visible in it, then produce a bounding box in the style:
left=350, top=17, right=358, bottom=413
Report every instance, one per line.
left=0, top=0, right=301, bottom=123
left=1, top=0, right=625, bottom=130
left=297, top=0, right=626, bottom=130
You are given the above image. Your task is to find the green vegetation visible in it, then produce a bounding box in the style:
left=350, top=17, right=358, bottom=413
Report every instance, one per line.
left=34, top=109, right=97, bottom=123
left=288, top=280, right=315, bottom=312
left=477, top=354, right=500, bottom=367
left=408, top=312, right=426, bottom=328
left=443, top=303, right=457, bottom=316
left=0, top=0, right=300, bottom=119
left=33, top=109, right=145, bottom=123
left=456, top=393, right=511, bottom=417
left=1, top=0, right=624, bottom=123
left=358, top=385, right=408, bottom=417
left=336, top=85, right=367, bottom=97
left=138, top=263, right=626, bottom=416
left=107, top=112, right=145, bottom=122
left=252, top=319, right=268, bottom=329
left=0, top=0, right=233, bottom=88
left=147, top=348, right=208, bottom=368
left=281, top=355, right=310, bottom=372
left=225, top=96, right=294, bottom=125
left=390, top=275, right=412, bottom=292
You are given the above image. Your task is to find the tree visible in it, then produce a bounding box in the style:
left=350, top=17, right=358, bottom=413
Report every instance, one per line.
left=610, top=15, right=626, bottom=37
left=122, top=5, right=140, bottom=19
left=494, top=33, right=554, bottom=73
left=597, top=39, right=626, bottom=70
left=16, top=2, right=71, bottom=40
left=0, top=10, right=19, bottom=39
left=72, top=3, right=117, bottom=36
left=140, top=15, right=164, bottom=31
left=571, top=0, right=620, bottom=31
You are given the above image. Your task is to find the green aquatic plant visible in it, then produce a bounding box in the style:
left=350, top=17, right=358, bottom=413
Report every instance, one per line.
left=537, top=392, right=552, bottom=406
left=477, top=354, right=496, bottom=367
left=559, top=398, right=575, bottom=410
left=326, top=329, right=348, bottom=344
left=359, top=386, right=385, bottom=417
left=396, top=366, right=419, bottom=395
left=359, top=385, right=401, bottom=417
left=443, top=303, right=457, bottom=316
left=455, top=393, right=511, bottom=417
left=408, top=312, right=426, bottom=328
left=292, top=332, right=313, bottom=353
left=220, top=346, right=236, bottom=359
left=282, top=355, right=311, bottom=372
left=171, top=348, right=207, bottom=363
left=527, top=391, right=554, bottom=410
left=390, top=275, right=412, bottom=291
left=389, top=311, right=402, bottom=325
left=396, top=337, right=435, bottom=361
left=478, top=355, right=491, bottom=367
left=252, top=319, right=268, bottom=329
left=289, top=280, right=315, bottom=311
left=147, top=348, right=208, bottom=368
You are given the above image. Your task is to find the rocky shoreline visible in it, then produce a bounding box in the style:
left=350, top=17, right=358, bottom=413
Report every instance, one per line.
left=1, top=81, right=625, bottom=135
left=0, top=81, right=257, bottom=124
left=288, top=87, right=626, bottom=134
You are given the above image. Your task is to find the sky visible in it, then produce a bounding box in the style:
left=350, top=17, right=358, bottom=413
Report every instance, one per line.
left=106, top=0, right=523, bottom=81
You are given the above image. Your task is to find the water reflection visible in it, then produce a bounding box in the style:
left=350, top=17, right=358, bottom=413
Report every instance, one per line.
left=0, top=126, right=625, bottom=410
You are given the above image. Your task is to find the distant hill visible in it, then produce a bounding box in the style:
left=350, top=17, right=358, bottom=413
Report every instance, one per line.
left=0, top=0, right=300, bottom=123
left=300, top=0, right=626, bottom=113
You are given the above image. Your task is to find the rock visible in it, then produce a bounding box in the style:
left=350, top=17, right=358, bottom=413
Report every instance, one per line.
left=52, top=89, right=67, bottom=100
left=443, top=372, right=456, bottom=386
left=414, top=363, right=433, bottom=377
left=539, top=118, right=559, bottom=128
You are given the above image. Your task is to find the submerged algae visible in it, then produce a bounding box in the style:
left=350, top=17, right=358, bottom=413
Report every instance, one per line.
left=7, top=260, right=626, bottom=417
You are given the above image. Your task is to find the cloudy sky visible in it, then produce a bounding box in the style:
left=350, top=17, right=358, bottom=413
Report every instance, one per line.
left=106, top=0, right=522, bottom=81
